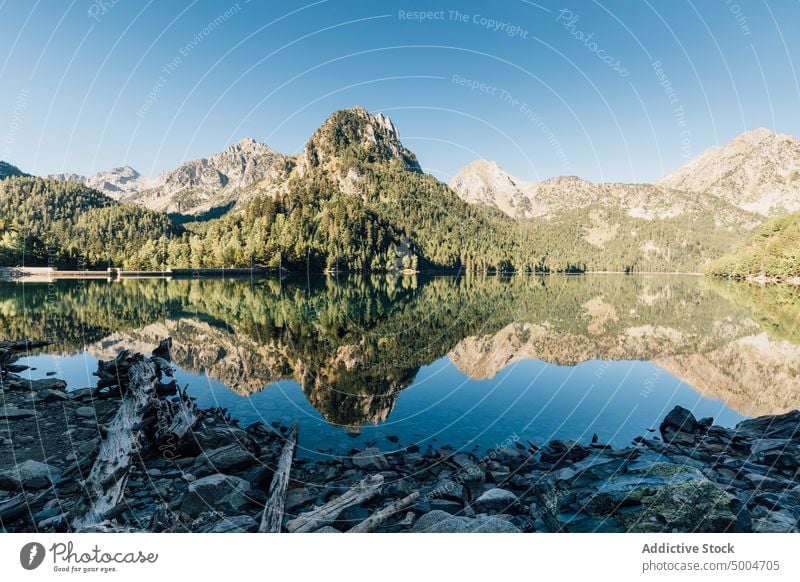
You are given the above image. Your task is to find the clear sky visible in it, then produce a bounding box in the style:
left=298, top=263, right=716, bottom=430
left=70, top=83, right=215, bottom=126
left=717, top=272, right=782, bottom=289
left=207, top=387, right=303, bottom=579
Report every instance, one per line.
left=1, top=0, right=798, bottom=184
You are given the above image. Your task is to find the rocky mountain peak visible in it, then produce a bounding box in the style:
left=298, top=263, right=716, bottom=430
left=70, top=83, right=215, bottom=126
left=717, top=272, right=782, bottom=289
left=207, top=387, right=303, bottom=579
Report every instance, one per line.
left=297, top=107, right=422, bottom=176
left=658, top=128, right=800, bottom=215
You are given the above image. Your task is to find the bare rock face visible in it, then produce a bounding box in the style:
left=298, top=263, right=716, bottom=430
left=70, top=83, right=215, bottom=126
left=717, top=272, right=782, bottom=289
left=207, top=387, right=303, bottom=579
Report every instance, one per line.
left=295, top=107, right=422, bottom=188
left=124, top=138, right=291, bottom=214
left=47, top=139, right=291, bottom=215
left=658, top=128, right=800, bottom=216
left=449, top=159, right=759, bottom=229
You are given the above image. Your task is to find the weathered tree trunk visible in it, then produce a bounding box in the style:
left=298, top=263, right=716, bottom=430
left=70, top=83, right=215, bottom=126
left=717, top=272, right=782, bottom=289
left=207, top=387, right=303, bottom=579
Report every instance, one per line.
left=154, top=395, right=199, bottom=456
left=347, top=491, right=420, bottom=533
left=259, top=422, right=298, bottom=533
left=71, top=356, right=158, bottom=531
left=285, top=474, right=384, bottom=533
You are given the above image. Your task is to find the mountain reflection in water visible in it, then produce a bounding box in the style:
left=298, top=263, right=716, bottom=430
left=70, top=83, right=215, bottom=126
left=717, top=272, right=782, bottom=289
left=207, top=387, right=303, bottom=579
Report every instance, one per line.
left=2, top=274, right=798, bottom=452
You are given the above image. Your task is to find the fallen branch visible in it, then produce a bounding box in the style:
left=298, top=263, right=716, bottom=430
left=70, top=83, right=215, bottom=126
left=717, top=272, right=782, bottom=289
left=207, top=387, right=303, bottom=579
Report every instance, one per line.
left=347, top=491, right=420, bottom=533
left=72, top=353, right=160, bottom=531
left=286, top=474, right=384, bottom=533
left=259, top=422, right=299, bottom=533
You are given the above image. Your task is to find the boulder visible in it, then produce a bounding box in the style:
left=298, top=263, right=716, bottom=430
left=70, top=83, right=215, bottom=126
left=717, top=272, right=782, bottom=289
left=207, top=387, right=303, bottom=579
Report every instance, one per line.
left=198, top=443, right=257, bottom=472
left=539, top=440, right=590, bottom=466
left=736, top=410, right=800, bottom=440
left=0, top=459, right=60, bottom=490
left=285, top=487, right=315, bottom=512
left=411, top=509, right=520, bottom=533
left=473, top=488, right=518, bottom=513
left=1, top=407, right=38, bottom=420
left=180, top=474, right=252, bottom=518
left=204, top=514, right=258, bottom=533
left=659, top=406, right=701, bottom=442
left=26, top=378, right=67, bottom=392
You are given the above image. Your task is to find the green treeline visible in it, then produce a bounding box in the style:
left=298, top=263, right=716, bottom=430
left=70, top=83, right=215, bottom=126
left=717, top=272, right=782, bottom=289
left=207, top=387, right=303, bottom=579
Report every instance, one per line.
left=707, top=210, right=800, bottom=280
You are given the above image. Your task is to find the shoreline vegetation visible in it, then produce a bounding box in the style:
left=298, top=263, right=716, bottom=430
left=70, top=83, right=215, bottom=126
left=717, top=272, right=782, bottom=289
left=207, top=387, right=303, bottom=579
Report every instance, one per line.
left=1, top=265, right=717, bottom=281
left=1, top=341, right=798, bottom=533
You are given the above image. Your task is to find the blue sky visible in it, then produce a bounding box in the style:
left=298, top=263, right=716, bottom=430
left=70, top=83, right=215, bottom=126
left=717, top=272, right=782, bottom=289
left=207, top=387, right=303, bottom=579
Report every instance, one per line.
left=1, top=0, right=798, bottom=184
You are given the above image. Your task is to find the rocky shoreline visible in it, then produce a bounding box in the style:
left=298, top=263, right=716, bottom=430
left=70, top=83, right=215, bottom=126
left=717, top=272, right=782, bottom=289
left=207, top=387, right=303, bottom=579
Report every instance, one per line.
left=1, top=340, right=798, bottom=533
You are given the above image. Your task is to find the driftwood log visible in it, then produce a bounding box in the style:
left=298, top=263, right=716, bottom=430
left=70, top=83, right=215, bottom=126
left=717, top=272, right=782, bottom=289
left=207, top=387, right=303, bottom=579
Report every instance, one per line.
left=70, top=340, right=177, bottom=531
left=347, top=491, right=420, bottom=533
left=71, top=355, right=159, bottom=530
left=154, top=392, right=200, bottom=455
left=286, top=474, right=384, bottom=533
left=259, top=422, right=298, bottom=533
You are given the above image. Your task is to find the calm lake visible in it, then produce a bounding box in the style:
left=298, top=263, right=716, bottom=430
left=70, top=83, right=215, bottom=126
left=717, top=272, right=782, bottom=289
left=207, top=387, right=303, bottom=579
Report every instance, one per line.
left=2, top=274, right=798, bottom=458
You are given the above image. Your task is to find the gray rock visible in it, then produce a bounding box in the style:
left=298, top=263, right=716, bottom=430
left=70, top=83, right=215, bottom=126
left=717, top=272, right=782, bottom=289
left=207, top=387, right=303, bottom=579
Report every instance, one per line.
left=37, top=389, right=69, bottom=402
left=411, top=509, right=520, bottom=533
left=471, top=515, right=521, bottom=533
left=180, top=474, right=252, bottom=518
left=0, top=459, right=60, bottom=490
left=27, top=378, right=67, bottom=392
left=659, top=406, right=701, bottom=442
left=285, top=487, right=314, bottom=512
left=751, top=510, right=798, bottom=533
left=474, top=488, right=518, bottom=513
left=736, top=410, right=800, bottom=440
left=428, top=478, right=464, bottom=502
left=1, top=407, right=38, bottom=419
left=429, top=499, right=463, bottom=514
left=199, top=443, right=256, bottom=472
left=205, top=514, right=258, bottom=533
left=75, top=406, right=95, bottom=419
left=313, top=526, right=341, bottom=533
left=352, top=447, right=389, bottom=470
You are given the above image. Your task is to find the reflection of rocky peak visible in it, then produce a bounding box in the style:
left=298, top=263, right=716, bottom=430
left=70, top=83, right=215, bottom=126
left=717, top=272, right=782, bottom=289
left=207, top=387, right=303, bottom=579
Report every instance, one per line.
left=654, top=333, right=800, bottom=416
left=89, top=319, right=409, bottom=427
left=448, top=320, right=720, bottom=380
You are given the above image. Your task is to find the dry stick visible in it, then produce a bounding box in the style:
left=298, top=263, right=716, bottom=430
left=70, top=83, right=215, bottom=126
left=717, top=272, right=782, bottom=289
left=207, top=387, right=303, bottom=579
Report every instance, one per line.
left=285, top=474, right=384, bottom=533
left=347, top=491, right=420, bottom=533
left=259, top=422, right=299, bottom=533
left=71, top=357, right=158, bottom=531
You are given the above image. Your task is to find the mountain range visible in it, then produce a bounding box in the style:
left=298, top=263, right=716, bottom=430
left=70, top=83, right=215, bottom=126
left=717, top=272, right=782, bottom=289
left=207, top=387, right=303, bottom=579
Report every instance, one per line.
left=2, top=108, right=800, bottom=273
left=31, top=117, right=800, bottom=224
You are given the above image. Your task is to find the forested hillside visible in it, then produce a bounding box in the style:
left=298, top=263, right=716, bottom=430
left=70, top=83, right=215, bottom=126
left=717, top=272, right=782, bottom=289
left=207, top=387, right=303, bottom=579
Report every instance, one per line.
left=708, top=210, right=800, bottom=280
left=0, top=177, right=179, bottom=267
left=0, top=109, right=771, bottom=273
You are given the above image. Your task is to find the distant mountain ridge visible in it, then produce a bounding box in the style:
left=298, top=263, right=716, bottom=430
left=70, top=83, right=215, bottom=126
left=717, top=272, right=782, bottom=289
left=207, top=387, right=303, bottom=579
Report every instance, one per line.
left=449, top=159, right=759, bottom=229
left=5, top=109, right=798, bottom=273
left=657, top=128, right=800, bottom=216
left=47, top=138, right=291, bottom=215
left=0, top=161, right=28, bottom=180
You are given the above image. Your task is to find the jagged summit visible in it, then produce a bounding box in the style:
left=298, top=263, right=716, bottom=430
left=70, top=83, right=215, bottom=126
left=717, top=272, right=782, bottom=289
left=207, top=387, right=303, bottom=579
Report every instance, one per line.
left=449, top=158, right=747, bottom=223
left=297, top=107, right=422, bottom=176
left=658, top=127, right=800, bottom=215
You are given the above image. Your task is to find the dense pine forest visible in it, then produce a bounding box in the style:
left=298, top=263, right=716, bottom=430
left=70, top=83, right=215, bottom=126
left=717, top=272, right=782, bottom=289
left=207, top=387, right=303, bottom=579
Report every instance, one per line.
left=708, top=210, right=800, bottom=280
